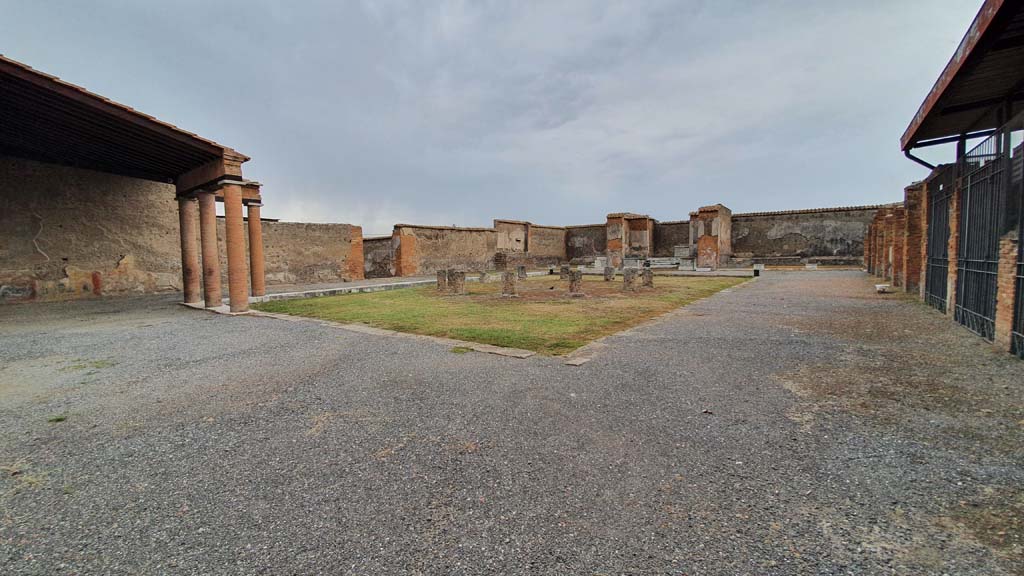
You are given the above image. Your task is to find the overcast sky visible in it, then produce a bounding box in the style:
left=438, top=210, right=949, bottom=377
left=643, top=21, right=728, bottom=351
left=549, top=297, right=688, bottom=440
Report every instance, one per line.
left=3, top=0, right=980, bottom=234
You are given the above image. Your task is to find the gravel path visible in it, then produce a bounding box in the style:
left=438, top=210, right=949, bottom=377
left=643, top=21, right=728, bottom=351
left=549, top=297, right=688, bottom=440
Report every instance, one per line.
left=1, top=271, right=1021, bottom=575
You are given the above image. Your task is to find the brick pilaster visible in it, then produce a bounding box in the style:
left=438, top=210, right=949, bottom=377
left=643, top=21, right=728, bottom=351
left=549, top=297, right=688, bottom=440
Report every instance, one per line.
left=947, top=182, right=961, bottom=317
left=993, top=233, right=1020, bottom=352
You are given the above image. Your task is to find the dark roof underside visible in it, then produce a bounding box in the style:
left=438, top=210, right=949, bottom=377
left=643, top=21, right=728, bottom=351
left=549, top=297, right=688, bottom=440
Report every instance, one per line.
left=0, top=56, right=240, bottom=182
left=902, top=0, right=1024, bottom=150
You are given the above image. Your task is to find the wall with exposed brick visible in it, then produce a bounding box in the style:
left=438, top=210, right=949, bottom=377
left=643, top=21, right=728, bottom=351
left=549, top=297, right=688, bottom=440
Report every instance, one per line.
left=994, top=233, right=1020, bottom=351
left=653, top=221, right=690, bottom=257
left=902, top=184, right=924, bottom=292
left=1, top=156, right=183, bottom=302
left=363, top=236, right=395, bottom=278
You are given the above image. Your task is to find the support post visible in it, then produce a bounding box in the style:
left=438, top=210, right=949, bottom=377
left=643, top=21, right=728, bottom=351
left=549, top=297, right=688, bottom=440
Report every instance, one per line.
left=223, top=184, right=249, bottom=312
left=247, top=202, right=266, bottom=297
left=198, top=191, right=221, bottom=307
left=177, top=197, right=201, bottom=304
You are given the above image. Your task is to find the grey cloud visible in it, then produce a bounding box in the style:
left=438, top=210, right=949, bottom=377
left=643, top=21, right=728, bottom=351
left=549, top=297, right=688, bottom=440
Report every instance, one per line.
left=1, top=0, right=981, bottom=231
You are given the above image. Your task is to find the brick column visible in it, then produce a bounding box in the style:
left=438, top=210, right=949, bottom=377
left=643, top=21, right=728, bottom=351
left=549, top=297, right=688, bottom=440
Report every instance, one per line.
left=919, top=181, right=929, bottom=300
left=222, top=184, right=249, bottom=312
left=177, top=197, right=201, bottom=304
left=198, top=191, right=222, bottom=307
left=994, top=234, right=1020, bottom=351
left=947, top=183, right=961, bottom=317
left=247, top=202, right=266, bottom=297
left=902, top=185, right=923, bottom=293
left=864, top=223, right=873, bottom=274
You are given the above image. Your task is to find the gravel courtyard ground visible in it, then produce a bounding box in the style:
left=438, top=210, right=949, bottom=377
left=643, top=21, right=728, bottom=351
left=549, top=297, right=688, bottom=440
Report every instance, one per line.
left=1, top=270, right=1022, bottom=575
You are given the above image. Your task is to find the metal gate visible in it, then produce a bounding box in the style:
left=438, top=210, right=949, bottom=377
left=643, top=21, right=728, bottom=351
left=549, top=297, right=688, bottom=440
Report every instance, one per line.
left=925, top=165, right=954, bottom=312
left=955, top=132, right=1006, bottom=341
left=1014, top=217, right=1024, bottom=358
left=1013, top=144, right=1024, bottom=358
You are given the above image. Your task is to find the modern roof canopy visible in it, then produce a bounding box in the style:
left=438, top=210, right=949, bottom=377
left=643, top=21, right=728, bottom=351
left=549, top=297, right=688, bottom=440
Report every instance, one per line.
left=0, top=55, right=249, bottom=194
left=901, top=0, right=1024, bottom=151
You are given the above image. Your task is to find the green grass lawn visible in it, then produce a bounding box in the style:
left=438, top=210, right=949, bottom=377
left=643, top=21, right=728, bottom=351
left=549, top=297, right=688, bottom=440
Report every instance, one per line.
left=255, top=275, right=747, bottom=355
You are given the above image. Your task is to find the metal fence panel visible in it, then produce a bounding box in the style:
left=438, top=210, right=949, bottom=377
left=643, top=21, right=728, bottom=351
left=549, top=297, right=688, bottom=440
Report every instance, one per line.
left=925, top=165, right=954, bottom=312
left=955, top=132, right=1006, bottom=341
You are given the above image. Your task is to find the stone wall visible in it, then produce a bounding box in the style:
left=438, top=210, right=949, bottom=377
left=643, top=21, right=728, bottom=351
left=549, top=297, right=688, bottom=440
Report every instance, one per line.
left=393, top=225, right=497, bottom=276
left=1, top=155, right=364, bottom=303
left=565, top=224, right=606, bottom=261
left=652, top=221, right=690, bottom=257
left=1, top=156, right=182, bottom=301
left=494, top=220, right=528, bottom=253
left=215, top=218, right=363, bottom=287
left=527, top=225, right=567, bottom=261
left=363, top=236, right=395, bottom=278
left=732, top=205, right=882, bottom=261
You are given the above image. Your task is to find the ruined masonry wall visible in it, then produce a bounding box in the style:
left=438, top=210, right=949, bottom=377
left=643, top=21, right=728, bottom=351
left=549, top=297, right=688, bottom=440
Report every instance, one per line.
left=652, top=221, right=690, bottom=257
left=732, top=207, right=879, bottom=259
left=528, top=226, right=567, bottom=260
left=566, top=225, right=606, bottom=261
left=215, top=218, right=363, bottom=288
left=363, top=236, right=395, bottom=278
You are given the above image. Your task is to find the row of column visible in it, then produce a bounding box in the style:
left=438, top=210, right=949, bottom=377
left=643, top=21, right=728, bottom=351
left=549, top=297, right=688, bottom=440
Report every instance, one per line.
left=177, top=183, right=265, bottom=313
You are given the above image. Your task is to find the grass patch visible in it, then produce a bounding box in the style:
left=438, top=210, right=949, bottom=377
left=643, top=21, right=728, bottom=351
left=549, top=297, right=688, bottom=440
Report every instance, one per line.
left=256, top=275, right=745, bottom=355
left=47, top=414, right=67, bottom=423
left=450, top=346, right=473, bottom=354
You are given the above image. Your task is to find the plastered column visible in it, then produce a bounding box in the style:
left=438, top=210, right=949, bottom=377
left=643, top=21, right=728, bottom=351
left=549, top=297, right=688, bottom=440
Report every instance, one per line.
left=247, top=202, right=266, bottom=297
left=198, top=191, right=222, bottom=307
left=223, top=184, right=249, bottom=312
left=177, top=197, right=201, bottom=304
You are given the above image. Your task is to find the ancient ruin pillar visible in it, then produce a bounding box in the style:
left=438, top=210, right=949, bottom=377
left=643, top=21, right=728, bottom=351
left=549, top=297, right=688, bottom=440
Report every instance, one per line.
left=222, top=184, right=249, bottom=312
left=247, top=202, right=266, bottom=297
left=448, top=270, right=466, bottom=295
left=437, top=270, right=448, bottom=291
left=502, top=271, right=518, bottom=297
left=603, top=266, right=615, bottom=281
left=568, top=270, right=584, bottom=297
left=559, top=265, right=570, bottom=280
left=642, top=268, right=654, bottom=288
left=177, top=197, right=201, bottom=304
left=197, top=191, right=222, bottom=307
left=517, top=265, right=527, bottom=280
left=623, top=268, right=638, bottom=292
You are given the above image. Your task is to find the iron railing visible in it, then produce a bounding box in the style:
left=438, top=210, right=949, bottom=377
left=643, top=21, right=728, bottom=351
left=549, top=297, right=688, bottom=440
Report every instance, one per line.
left=1012, top=142, right=1024, bottom=358
left=925, top=165, right=954, bottom=312
left=955, top=131, right=1006, bottom=341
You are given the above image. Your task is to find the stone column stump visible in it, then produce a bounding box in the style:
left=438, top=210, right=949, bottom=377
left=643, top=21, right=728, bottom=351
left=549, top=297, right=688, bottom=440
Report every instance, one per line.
left=502, top=271, right=518, bottom=298
left=623, top=268, right=638, bottom=292
left=559, top=265, right=571, bottom=280
left=603, top=266, right=615, bottom=281
left=568, top=270, right=585, bottom=297
left=448, top=270, right=466, bottom=295
left=642, top=268, right=654, bottom=288
left=437, top=270, right=449, bottom=292
left=517, top=265, right=528, bottom=280
left=479, top=271, right=489, bottom=284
